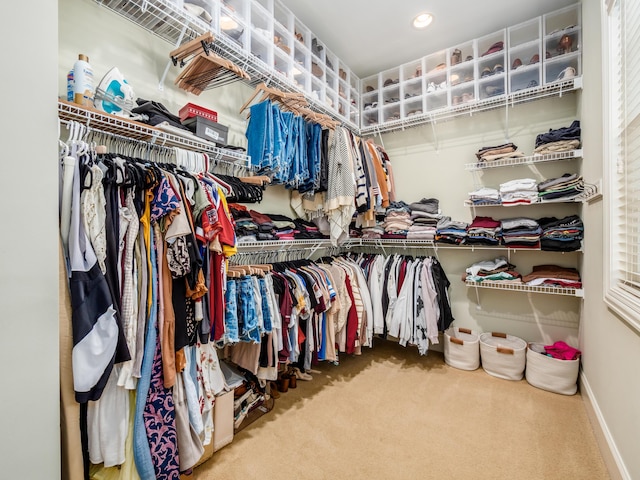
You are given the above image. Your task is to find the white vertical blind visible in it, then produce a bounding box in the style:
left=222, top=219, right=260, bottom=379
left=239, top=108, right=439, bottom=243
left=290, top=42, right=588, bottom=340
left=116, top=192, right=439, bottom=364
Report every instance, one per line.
left=606, top=0, right=640, bottom=332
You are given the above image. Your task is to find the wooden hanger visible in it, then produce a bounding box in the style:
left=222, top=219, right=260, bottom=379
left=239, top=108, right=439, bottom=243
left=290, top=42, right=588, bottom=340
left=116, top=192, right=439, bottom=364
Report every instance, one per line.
left=172, top=33, right=250, bottom=95
left=237, top=175, right=271, bottom=186
left=239, top=82, right=307, bottom=115
left=170, top=32, right=215, bottom=66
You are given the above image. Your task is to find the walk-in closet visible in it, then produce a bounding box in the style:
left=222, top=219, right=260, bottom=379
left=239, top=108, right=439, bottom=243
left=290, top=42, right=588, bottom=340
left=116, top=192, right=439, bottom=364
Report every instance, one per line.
left=3, top=0, right=640, bottom=479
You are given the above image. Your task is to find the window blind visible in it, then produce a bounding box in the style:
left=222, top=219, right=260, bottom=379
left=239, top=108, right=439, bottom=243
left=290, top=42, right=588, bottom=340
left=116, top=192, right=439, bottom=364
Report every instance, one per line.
left=606, top=0, right=640, bottom=332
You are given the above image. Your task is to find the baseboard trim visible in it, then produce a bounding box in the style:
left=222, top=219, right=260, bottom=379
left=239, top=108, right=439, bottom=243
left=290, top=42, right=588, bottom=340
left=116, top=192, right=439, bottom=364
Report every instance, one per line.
left=579, top=371, right=630, bottom=480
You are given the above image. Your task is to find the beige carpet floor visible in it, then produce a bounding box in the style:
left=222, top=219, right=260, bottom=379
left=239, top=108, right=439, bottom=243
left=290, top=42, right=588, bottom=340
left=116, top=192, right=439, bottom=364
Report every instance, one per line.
left=191, top=339, right=609, bottom=480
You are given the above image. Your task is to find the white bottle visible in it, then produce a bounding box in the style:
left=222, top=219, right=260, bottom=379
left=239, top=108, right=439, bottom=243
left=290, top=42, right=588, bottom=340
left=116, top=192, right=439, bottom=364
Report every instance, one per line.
left=73, top=54, right=94, bottom=107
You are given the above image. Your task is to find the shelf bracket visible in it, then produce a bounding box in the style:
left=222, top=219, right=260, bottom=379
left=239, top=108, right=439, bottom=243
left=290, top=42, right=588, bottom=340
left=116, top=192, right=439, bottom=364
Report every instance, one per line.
left=159, top=23, right=189, bottom=91
left=473, top=284, right=482, bottom=310
left=429, top=114, right=439, bottom=152
left=504, top=95, right=510, bottom=141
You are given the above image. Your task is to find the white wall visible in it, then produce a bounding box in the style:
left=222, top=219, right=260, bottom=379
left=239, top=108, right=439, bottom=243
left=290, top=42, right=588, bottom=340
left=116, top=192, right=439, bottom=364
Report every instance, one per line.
left=0, top=0, right=60, bottom=478
left=577, top=0, right=640, bottom=478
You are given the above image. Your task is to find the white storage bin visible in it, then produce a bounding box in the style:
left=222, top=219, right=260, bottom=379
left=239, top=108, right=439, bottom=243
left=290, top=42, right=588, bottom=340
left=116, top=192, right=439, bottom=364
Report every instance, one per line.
left=444, top=327, right=480, bottom=371
left=479, top=332, right=527, bottom=381
left=525, top=343, right=580, bottom=395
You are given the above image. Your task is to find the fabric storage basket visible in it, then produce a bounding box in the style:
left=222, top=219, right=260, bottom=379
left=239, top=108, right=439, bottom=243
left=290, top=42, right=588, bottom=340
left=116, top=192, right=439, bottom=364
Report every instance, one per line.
left=479, top=332, right=527, bottom=381
left=525, top=343, right=580, bottom=395
left=444, top=327, right=480, bottom=371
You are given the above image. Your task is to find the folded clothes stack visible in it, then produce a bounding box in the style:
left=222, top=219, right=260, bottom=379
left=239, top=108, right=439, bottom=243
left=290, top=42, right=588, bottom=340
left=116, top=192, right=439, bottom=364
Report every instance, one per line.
left=382, top=201, right=412, bottom=237
left=249, top=209, right=277, bottom=238
left=538, top=173, right=584, bottom=201
left=407, top=224, right=437, bottom=240
left=522, top=264, right=582, bottom=288
left=463, top=256, right=522, bottom=283
left=229, top=204, right=259, bottom=242
left=261, top=213, right=296, bottom=241
left=538, top=214, right=584, bottom=251
left=435, top=217, right=469, bottom=244
left=406, top=197, right=441, bottom=239
left=229, top=207, right=330, bottom=242
left=293, top=218, right=325, bottom=239
left=468, top=187, right=501, bottom=205
left=533, top=120, right=581, bottom=154
left=500, top=217, right=542, bottom=248
left=474, top=142, right=525, bottom=166
left=409, top=197, right=440, bottom=214
left=361, top=225, right=385, bottom=239
left=463, top=216, right=502, bottom=246
left=499, top=178, right=539, bottom=206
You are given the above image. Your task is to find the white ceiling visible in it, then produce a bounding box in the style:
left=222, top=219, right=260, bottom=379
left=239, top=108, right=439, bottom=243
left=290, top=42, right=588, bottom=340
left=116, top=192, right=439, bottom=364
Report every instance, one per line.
left=278, top=0, right=579, bottom=78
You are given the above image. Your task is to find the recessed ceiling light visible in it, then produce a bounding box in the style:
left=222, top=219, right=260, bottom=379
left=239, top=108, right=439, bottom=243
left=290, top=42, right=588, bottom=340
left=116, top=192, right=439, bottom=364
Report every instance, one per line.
left=413, top=12, right=434, bottom=29
left=220, top=15, right=239, bottom=30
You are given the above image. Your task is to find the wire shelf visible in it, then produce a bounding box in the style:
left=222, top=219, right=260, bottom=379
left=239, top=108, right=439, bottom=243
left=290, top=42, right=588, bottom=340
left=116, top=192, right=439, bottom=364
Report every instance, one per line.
left=465, top=280, right=583, bottom=297
left=465, top=149, right=583, bottom=171
left=465, top=182, right=599, bottom=207
left=234, top=237, right=582, bottom=253
left=97, top=0, right=209, bottom=45
left=361, top=77, right=582, bottom=136
left=236, top=239, right=333, bottom=250
left=58, top=100, right=251, bottom=167
left=96, top=0, right=360, bottom=133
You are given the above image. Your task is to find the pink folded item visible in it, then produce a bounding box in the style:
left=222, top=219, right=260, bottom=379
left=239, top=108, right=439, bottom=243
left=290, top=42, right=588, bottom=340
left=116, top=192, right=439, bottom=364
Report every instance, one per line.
left=544, top=341, right=581, bottom=360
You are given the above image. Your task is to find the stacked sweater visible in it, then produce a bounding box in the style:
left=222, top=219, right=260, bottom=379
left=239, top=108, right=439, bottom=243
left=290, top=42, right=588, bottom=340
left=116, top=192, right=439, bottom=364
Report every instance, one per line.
left=474, top=142, right=525, bottom=166
left=408, top=197, right=441, bottom=239
left=522, top=264, right=582, bottom=288
left=538, top=215, right=584, bottom=251
left=499, top=178, right=539, bottom=206
left=463, top=216, right=502, bottom=245
left=501, top=217, right=542, bottom=248
left=468, top=187, right=501, bottom=205
left=229, top=204, right=261, bottom=242
left=463, top=257, right=522, bottom=283
left=538, top=173, right=584, bottom=201
left=533, top=120, right=581, bottom=154
left=435, top=217, right=469, bottom=244
left=293, top=218, right=325, bottom=239
left=382, top=201, right=412, bottom=237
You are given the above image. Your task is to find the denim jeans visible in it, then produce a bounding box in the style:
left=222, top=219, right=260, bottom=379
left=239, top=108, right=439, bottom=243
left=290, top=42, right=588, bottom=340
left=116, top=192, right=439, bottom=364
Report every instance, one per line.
left=246, top=100, right=273, bottom=171
left=271, top=103, right=286, bottom=175
left=258, top=277, right=272, bottom=333
left=293, top=116, right=309, bottom=187
left=237, top=276, right=261, bottom=343
left=298, top=121, right=322, bottom=193
left=278, top=111, right=294, bottom=183
left=222, top=279, right=239, bottom=344
left=251, top=276, right=264, bottom=334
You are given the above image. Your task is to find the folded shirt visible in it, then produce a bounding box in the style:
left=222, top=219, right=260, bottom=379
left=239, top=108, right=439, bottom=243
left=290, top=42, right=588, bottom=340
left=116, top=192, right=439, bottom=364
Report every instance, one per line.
left=533, top=139, right=581, bottom=154
left=501, top=217, right=540, bottom=231
left=538, top=173, right=580, bottom=190
left=469, top=216, right=502, bottom=229
left=469, top=187, right=500, bottom=200
left=534, top=120, right=581, bottom=148
left=409, top=197, right=440, bottom=214
left=499, top=178, right=539, bottom=193
left=466, top=257, right=510, bottom=276
left=479, top=150, right=526, bottom=162
left=476, top=142, right=517, bottom=159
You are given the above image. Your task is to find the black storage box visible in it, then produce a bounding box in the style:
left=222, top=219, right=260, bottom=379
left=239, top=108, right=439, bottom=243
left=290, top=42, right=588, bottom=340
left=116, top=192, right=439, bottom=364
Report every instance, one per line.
left=182, top=115, right=229, bottom=145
